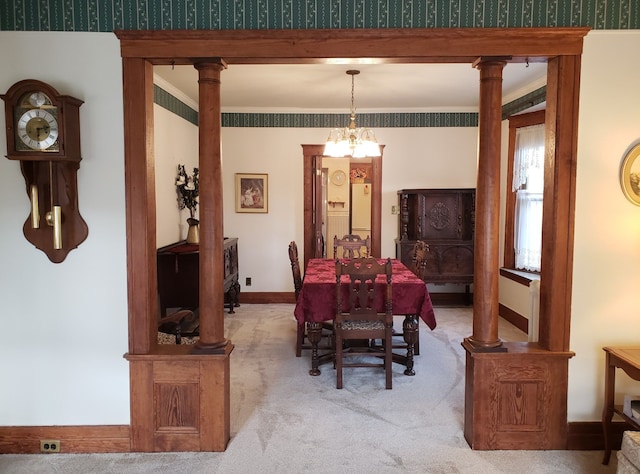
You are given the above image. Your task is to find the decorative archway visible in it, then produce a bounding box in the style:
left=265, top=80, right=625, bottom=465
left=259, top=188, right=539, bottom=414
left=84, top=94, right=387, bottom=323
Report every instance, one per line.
left=116, top=27, right=589, bottom=451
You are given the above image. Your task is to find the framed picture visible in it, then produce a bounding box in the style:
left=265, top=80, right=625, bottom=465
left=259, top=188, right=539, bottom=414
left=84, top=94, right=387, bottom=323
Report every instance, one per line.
left=235, top=173, right=268, bottom=213
left=620, top=144, right=640, bottom=206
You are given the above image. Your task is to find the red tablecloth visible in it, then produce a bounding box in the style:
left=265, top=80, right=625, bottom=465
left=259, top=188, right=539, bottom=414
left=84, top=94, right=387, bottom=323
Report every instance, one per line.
left=293, top=259, right=436, bottom=330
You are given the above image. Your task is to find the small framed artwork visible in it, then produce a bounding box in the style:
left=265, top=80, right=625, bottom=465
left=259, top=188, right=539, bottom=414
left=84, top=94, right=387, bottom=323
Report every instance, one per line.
left=620, top=144, right=640, bottom=206
left=235, top=173, right=268, bottom=213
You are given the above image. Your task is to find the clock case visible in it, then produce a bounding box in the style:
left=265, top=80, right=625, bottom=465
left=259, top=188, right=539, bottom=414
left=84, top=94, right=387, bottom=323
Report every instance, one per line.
left=2, top=79, right=88, bottom=263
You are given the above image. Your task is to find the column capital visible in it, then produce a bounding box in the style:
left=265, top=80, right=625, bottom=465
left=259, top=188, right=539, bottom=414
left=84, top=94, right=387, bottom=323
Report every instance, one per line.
left=194, top=58, right=228, bottom=71
left=472, top=56, right=511, bottom=69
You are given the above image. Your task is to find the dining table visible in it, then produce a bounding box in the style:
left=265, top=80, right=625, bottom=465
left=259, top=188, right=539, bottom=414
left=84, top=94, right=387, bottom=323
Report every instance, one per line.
left=293, top=258, right=437, bottom=376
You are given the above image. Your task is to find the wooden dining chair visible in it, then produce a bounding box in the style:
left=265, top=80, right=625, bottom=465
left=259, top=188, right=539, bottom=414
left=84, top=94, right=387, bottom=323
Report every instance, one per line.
left=289, top=241, right=303, bottom=301
left=388, top=240, right=429, bottom=356
left=335, top=257, right=393, bottom=389
left=333, top=234, right=371, bottom=259
left=289, top=241, right=333, bottom=356
left=158, top=309, right=199, bottom=344
left=288, top=241, right=307, bottom=356
left=412, top=240, right=430, bottom=281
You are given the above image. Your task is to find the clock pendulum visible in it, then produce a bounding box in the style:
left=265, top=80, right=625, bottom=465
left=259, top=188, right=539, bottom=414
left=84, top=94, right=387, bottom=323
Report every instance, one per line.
left=45, top=160, right=62, bottom=250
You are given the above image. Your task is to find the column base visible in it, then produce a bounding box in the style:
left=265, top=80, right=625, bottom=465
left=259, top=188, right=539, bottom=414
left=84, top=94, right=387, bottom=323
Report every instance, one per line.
left=462, top=341, right=574, bottom=450
left=191, top=339, right=230, bottom=354
left=463, top=337, right=507, bottom=353
left=126, top=343, right=234, bottom=452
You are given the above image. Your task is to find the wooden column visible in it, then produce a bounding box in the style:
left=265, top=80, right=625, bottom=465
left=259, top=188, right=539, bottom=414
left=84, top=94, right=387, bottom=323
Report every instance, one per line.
left=121, top=57, right=157, bottom=355
left=538, top=55, right=581, bottom=352
left=465, top=57, right=507, bottom=350
left=193, top=60, right=229, bottom=354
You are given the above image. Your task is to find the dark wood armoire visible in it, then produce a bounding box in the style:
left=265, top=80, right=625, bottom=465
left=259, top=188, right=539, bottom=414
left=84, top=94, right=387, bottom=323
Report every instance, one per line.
left=395, top=188, right=475, bottom=298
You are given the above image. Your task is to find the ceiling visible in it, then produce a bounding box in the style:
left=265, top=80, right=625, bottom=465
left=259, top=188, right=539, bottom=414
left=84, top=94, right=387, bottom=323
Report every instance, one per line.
left=154, top=62, right=548, bottom=112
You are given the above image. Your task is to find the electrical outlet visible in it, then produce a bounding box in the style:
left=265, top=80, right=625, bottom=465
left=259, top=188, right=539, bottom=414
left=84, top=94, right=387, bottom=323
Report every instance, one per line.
left=40, top=439, right=60, bottom=453
left=391, top=205, right=399, bottom=215
left=245, top=277, right=252, bottom=286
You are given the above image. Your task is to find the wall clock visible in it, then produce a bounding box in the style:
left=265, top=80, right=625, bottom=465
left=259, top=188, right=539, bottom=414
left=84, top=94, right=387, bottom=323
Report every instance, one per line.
left=330, top=169, right=347, bottom=186
left=2, top=79, right=88, bottom=263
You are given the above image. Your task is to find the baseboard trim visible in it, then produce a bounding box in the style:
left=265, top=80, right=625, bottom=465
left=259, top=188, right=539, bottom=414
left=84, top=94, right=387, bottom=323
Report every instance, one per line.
left=1, top=420, right=620, bottom=453
left=0, top=425, right=131, bottom=454
left=238, top=292, right=295, bottom=304
left=498, top=303, right=529, bottom=334
left=429, top=292, right=473, bottom=306
left=567, top=420, right=627, bottom=451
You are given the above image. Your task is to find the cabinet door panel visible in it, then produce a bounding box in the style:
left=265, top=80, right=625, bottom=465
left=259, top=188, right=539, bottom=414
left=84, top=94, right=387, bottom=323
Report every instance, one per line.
left=421, top=244, right=473, bottom=280
left=437, top=245, right=474, bottom=276
left=422, top=193, right=461, bottom=240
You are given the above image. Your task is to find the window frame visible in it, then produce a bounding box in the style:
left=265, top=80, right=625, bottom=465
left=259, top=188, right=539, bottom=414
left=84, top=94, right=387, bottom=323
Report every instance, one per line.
left=504, top=109, right=546, bottom=271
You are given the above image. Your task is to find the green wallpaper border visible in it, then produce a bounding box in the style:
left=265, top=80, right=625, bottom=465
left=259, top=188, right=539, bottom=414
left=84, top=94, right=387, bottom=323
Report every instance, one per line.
left=154, top=85, right=199, bottom=124
left=2, top=0, right=639, bottom=31
left=222, top=111, right=479, bottom=127
left=155, top=84, right=481, bottom=127
left=502, top=86, right=547, bottom=119
left=155, top=83, right=547, bottom=128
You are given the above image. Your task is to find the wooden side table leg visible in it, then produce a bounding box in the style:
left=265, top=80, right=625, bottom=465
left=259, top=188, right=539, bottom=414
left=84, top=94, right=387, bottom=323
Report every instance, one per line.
left=308, top=322, right=322, bottom=376
left=225, top=280, right=241, bottom=314
left=602, top=352, right=615, bottom=465
left=402, top=315, right=418, bottom=376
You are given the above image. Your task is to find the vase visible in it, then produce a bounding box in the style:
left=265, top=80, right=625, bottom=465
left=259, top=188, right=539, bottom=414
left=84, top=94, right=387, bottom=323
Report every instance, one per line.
left=186, top=218, right=200, bottom=244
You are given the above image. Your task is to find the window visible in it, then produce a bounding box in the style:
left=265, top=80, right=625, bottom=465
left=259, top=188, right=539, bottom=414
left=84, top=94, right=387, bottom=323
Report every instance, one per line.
left=504, top=111, right=545, bottom=272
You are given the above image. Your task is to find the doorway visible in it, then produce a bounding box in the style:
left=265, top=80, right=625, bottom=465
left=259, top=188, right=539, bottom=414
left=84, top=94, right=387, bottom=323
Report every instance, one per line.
left=301, top=144, right=382, bottom=269
left=319, top=158, right=373, bottom=259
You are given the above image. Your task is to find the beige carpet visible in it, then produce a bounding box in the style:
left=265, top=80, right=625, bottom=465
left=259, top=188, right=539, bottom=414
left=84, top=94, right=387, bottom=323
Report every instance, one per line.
left=0, top=304, right=617, bottom=473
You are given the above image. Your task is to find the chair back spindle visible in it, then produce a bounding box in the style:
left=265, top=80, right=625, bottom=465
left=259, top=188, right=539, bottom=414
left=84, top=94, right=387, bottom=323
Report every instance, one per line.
left=333, top=234, right=371, bottom=259
left=288, top=241, right=303, bottom=301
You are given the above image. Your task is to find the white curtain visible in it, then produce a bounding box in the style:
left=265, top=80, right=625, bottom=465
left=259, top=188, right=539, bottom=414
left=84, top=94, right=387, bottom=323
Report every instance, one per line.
left=513, top=124, right=545, bottom=272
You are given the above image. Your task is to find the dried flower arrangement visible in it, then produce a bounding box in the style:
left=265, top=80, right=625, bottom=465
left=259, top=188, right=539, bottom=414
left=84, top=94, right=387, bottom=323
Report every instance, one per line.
left=175, top=164, right=199, bottom=219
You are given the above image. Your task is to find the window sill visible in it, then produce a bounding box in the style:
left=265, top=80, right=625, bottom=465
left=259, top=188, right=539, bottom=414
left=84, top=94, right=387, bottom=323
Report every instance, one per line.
left=500, top=267, right=540, bottom=286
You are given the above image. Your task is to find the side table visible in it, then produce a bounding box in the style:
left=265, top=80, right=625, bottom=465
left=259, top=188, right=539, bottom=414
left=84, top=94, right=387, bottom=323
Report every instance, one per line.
left=602, top=346, right=640, bottom=464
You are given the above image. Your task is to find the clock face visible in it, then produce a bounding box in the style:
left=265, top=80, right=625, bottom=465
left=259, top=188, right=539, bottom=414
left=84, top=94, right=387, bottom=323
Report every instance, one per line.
left=17, top=109, right=59, bottom=150
left=331, top=169, right=347, bottom=186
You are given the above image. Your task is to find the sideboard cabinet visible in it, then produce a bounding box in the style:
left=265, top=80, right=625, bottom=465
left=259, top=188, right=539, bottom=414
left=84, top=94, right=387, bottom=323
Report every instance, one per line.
left=396, top=188, right=475, bottom=291
left=157, top=237, right=240, bottom=317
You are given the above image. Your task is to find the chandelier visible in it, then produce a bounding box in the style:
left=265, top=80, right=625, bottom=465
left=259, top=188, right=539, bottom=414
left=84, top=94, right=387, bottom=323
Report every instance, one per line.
left=323, top=70, right=381, bottom=158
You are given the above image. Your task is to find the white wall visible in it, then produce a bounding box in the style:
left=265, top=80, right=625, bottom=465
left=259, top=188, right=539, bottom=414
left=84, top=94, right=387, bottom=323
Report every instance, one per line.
left=0, top=32, right=129, bottom=424
left=569, top=30, right=640, bottom=420
left=2, top=29, right=639, bottom=426
left=154, top=77, right=199, bottom=247
left=499, top=278, right=532, bottom=318
left=219, top=126, right=478, bottom=292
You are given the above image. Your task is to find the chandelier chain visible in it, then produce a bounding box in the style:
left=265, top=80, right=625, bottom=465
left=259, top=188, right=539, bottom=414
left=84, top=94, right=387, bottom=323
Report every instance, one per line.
left=351, top=72, right=355, bottom=116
